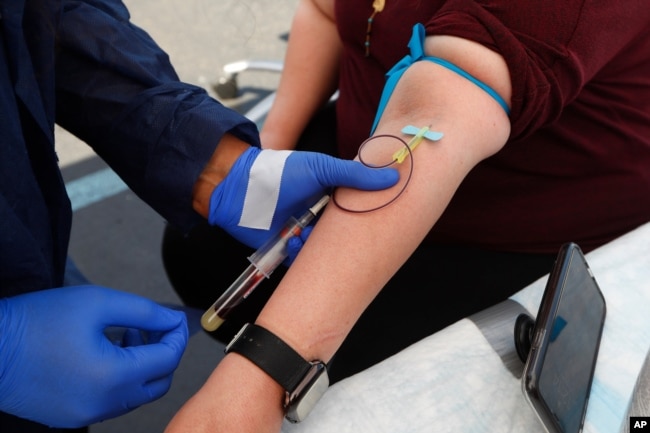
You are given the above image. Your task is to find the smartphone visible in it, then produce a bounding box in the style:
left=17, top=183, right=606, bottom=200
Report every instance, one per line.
left=522, top=242, right=606, bottom=433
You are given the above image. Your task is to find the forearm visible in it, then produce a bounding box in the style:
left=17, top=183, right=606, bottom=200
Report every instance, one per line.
left=261, top=0, right=340, bottom=150
left=256, top=36, right=512, bottom=362
left=166, top=37, right=512, bottom=433
left=258, top=72, right=511, bottom=363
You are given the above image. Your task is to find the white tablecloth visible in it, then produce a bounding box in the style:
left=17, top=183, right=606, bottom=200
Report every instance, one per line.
left=283, top=223, right=650, bottom=433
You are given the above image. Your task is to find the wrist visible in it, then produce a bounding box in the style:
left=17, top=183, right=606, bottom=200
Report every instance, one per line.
left=223, top=353, right=286, bottom=432
left=165, top=352, right=285, bottom=433
left=192, top=134, right=251, bottom=218
left=225, top=323, right=330, bottom=423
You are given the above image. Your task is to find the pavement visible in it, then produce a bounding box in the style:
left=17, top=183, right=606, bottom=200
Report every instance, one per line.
left=57, top=1, right=298, bottom=431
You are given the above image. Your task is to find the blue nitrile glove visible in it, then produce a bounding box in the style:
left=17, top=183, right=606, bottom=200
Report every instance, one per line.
left=208, top=147, right=399, bottom=249
left=0, top=285, right=188, bottom=428
left=285, top=225, right=314, bottom=266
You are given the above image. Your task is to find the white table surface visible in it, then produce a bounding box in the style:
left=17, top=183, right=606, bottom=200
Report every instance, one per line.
left=283, top=222, right=650, bottom=433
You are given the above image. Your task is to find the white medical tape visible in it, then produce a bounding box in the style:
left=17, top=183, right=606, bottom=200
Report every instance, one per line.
left=238, top=149, right=292, bottom=230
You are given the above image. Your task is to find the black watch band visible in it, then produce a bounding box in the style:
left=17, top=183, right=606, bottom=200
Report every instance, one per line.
left=225, top=323, right=329, bottom=423
left=225, top=323, right=312, bottom=391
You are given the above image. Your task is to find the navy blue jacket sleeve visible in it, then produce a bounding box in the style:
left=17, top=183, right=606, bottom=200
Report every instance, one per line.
left=54, top=0, right=260, bottom=231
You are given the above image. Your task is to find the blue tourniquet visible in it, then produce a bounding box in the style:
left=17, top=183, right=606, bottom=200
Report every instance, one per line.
left=371, top=23, right=510, bottom=134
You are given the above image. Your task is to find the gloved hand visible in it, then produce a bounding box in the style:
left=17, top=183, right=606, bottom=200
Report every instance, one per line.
left=285, top=225, right=314, bottom=266
left=208, top=147, right=399, bottom=249
left=0, top=285, right=188, bottom=428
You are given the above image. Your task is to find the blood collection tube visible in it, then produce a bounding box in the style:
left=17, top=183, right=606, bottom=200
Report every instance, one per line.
left=201, top=195, right=330, bottom=331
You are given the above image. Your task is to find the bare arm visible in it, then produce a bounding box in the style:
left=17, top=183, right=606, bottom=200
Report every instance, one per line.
left=260, top=0, right=340, bottom=150
left=258, top=38, right=512, bottom=360
left=165, top=36, right=511, bottom=433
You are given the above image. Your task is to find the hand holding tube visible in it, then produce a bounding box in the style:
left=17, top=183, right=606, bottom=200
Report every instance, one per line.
left=202, top=195, right=330, bottom=332
left=207, top=147, right=398, bottom=250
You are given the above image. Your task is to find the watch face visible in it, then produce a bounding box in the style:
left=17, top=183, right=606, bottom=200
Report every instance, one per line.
left=285, top=362, right=329, bottom=423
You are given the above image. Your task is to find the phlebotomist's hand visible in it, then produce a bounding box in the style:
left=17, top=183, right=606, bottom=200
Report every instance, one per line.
left=0, top=285, right=188, bottom=428
left=204, top=145, right=399, bottom=250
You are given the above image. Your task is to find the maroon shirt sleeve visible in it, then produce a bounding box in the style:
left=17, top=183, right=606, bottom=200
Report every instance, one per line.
left=425, top=0, right=649, bottom=140
left=335, top=0, right=650, bottom=253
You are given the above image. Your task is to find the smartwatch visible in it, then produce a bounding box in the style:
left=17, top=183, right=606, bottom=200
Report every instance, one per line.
left=225, top=323, right=329, bottom=423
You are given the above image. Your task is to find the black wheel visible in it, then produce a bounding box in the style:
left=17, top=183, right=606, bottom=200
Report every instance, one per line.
left=514, top=313, right=535, bottom=363
left=213, top=75, right=238, bottom=99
